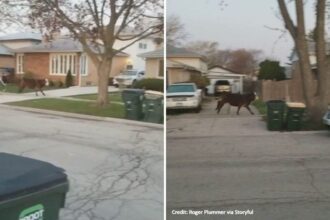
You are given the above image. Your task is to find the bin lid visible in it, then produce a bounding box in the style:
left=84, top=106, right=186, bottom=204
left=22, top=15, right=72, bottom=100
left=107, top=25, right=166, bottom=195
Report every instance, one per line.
left=286, top=102, right=306, bottom=108
left=0, top=153, right=67, bottom=201
left=145, top=90, right=163, bottom=100
left=122, top=89, right=145, bottom=94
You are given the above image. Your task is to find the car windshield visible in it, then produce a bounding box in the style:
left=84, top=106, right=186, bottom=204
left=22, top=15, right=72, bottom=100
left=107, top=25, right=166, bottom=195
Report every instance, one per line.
left=121, top=70, right=138, bottom=76
left=167, top=85, right=195, bottom=93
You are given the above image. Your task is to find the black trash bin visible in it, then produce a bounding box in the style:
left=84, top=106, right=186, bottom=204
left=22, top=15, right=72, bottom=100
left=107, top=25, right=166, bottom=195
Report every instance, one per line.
left=122, top=89, right=145, bottom=120
left=142, top=91, right=164, bottom=123
left=0, top=153, right=69, bottom=220
left=286, top=102, right=306, bottom=131
left=266, top=100, right=285, bottom=131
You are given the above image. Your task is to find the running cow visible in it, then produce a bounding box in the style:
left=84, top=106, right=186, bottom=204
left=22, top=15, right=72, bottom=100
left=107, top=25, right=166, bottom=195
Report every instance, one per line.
left=215, top=92, right=256, bottom=115
left=18, top=78, right=49, bottom=96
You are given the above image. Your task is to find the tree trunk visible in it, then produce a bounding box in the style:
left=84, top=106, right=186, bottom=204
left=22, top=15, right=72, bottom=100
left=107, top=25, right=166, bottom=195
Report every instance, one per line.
left=97, top=58, right=113, bottom=107
left=278, top=0, right=329, bottom=127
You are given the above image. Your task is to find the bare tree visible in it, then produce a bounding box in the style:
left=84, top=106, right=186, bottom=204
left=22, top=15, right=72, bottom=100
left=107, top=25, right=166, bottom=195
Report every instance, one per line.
left=2, top=0, right=163, bottom=107
left=185, top=40, right=262, bottom=73
left=278, top=0, right=329, bottom=124
left=227, top=49, right=262, bottom=75
left=166, top=14, right=188, bottom=46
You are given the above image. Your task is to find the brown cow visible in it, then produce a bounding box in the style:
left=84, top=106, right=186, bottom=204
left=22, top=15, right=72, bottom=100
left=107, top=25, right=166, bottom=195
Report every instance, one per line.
left=215, top=92, right=256, bottom=115
left=18, top=78, right=49, bottom=96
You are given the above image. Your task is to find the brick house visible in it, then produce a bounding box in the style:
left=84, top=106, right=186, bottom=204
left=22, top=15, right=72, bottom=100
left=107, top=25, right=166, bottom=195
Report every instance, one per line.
left=0, top=33, right=42, bottom=77
left=13, top=37, right=129, bottom=86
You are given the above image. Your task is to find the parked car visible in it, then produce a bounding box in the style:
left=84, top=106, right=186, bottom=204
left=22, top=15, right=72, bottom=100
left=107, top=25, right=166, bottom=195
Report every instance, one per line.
left=113, top=70, right=144, bottom=87
left=166, top=83, right=202, bottom=112
left=323, top=110, right=330, bottom=129
left=214, top=80, right=231, bottom=96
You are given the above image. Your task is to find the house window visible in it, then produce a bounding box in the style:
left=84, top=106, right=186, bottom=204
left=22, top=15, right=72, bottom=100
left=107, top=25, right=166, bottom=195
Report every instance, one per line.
left=158, top=59, right=164, bottom=77
left=50, top=54, right=76, bottom=75
left=80, top=54, right=88, bottom=76
left=139, top=43, right=147, bottom=49
left=16, top=54, right=24, bottom=74
left=126, top=64, right=133, bottom=70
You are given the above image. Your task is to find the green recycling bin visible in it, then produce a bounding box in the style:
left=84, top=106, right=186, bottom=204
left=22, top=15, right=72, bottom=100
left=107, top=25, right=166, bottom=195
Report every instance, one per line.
left=122, top=89, right=145, bottom=120
left=142, top=91, right=164, bottom=123
left=0, top=153, right=69, bottom=220
left=286, top=102, right=306, bottom=131
left=266, top=100, right=285, bottom=131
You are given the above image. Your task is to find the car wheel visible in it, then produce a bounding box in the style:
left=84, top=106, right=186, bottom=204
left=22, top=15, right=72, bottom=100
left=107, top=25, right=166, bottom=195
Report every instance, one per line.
left=195, top=105, right=202, bottom=113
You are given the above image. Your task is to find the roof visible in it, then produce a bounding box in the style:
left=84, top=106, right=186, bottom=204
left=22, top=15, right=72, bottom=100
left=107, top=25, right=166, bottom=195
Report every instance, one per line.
left=13, top=37, right=128, bottom=56
left=138, top=45, right=204, bottom=59
left=0, top=44, right=13, bottom=56
left=167, top=59, right=201, bottom=72
left=138, top=47, right=163, bottom=58
left=0, top=33, right=42, bottom=41
left=208, top=65, right=240, bottom=74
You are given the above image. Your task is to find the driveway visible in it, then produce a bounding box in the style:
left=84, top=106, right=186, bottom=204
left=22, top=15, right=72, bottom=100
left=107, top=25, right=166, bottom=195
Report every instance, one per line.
left=0, top=107, right=163, bottom=220
left=0, top=86, right=119, bottom=103
left=167, top=97, right=330, bottom=220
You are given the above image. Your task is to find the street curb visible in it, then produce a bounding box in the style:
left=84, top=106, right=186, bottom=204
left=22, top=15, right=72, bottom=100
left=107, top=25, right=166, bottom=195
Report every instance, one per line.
left=0, top=104, right=163, bottom=129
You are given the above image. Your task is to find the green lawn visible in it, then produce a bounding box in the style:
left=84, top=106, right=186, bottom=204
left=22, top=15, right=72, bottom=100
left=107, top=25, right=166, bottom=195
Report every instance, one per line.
left=252, top=99, right=267, bottom=115
left=0, top=83, right=59, bottom=93
left=69, top=92, right=123, bottom=103
left=7, top=98, right=125, bottom=118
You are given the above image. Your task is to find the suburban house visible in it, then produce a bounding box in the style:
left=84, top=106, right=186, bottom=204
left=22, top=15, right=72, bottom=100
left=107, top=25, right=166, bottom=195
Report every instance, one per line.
left=206, top=65, right=245, bottom=95
left=166, top=45, right=207, bottom=85
left=114, top=35, right=162, bottom=71
left=0, top=33, right=42, bottom=75
left=138, top=47, right=164, bottom=79
left=106, top=24, right=163, bottom=72
left=139, top=45, right=206, bottom=84
left=13, top=36, right=129, bottom=86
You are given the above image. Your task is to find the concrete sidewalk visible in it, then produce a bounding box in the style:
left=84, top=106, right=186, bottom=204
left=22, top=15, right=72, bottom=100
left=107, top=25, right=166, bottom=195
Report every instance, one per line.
left=0, top=86, right=119, bottom=103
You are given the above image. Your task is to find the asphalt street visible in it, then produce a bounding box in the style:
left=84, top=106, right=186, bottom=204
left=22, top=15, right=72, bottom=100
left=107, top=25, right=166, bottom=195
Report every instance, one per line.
left=0, top=107, right=163, bottom=220
left=167, top=97, right=330, bottom=220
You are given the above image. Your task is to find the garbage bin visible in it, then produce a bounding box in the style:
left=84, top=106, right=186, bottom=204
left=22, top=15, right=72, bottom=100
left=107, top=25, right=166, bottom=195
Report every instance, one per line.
left=266, top=100, right=285, bottom=131
left=0, top=153, right=69, bottom=220
left=142, top=91, right=164, bottom=123
left=122, top=89, right=144, bottom=120
left=286, top=102, right=306, bottom=131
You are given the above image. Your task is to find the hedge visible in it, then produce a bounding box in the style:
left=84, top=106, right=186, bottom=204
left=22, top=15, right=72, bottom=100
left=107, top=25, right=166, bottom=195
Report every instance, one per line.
left=133, top=78, right=163, bottom=92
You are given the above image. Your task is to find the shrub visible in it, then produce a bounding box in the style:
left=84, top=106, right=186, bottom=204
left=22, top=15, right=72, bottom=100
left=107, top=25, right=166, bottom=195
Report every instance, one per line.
left=189, top=74, right=210, bottom=89
left=57, top=80, right=64, bottom=88
left=48, top=80, right=55, bottom=87
left=133, top=78, right=163, bottom=92
left=65, top=70, right=74, bottom=87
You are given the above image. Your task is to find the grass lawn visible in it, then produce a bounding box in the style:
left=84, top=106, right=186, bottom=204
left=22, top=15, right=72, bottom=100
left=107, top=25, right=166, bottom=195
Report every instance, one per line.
left=252, top=99, right=267, bottom=115
left=7, top=98, right=125, bottom=118
left=70, top=92, right=123, bottom=102
left=0, top=84, right=59, bottom=93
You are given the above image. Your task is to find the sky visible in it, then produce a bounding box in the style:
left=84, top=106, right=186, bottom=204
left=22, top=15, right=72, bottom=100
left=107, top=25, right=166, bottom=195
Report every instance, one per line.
left=167, top=0, right=316, bottom=65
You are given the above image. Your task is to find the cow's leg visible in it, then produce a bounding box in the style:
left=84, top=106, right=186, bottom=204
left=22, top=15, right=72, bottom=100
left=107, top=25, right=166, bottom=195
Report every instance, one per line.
left=237, top=106, right=242, bottom=115
left=39, top=87, right=46, bottom=96
left=245, top=105, right=254, bottom=115
left=217, top=101, right=225, bottom=114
